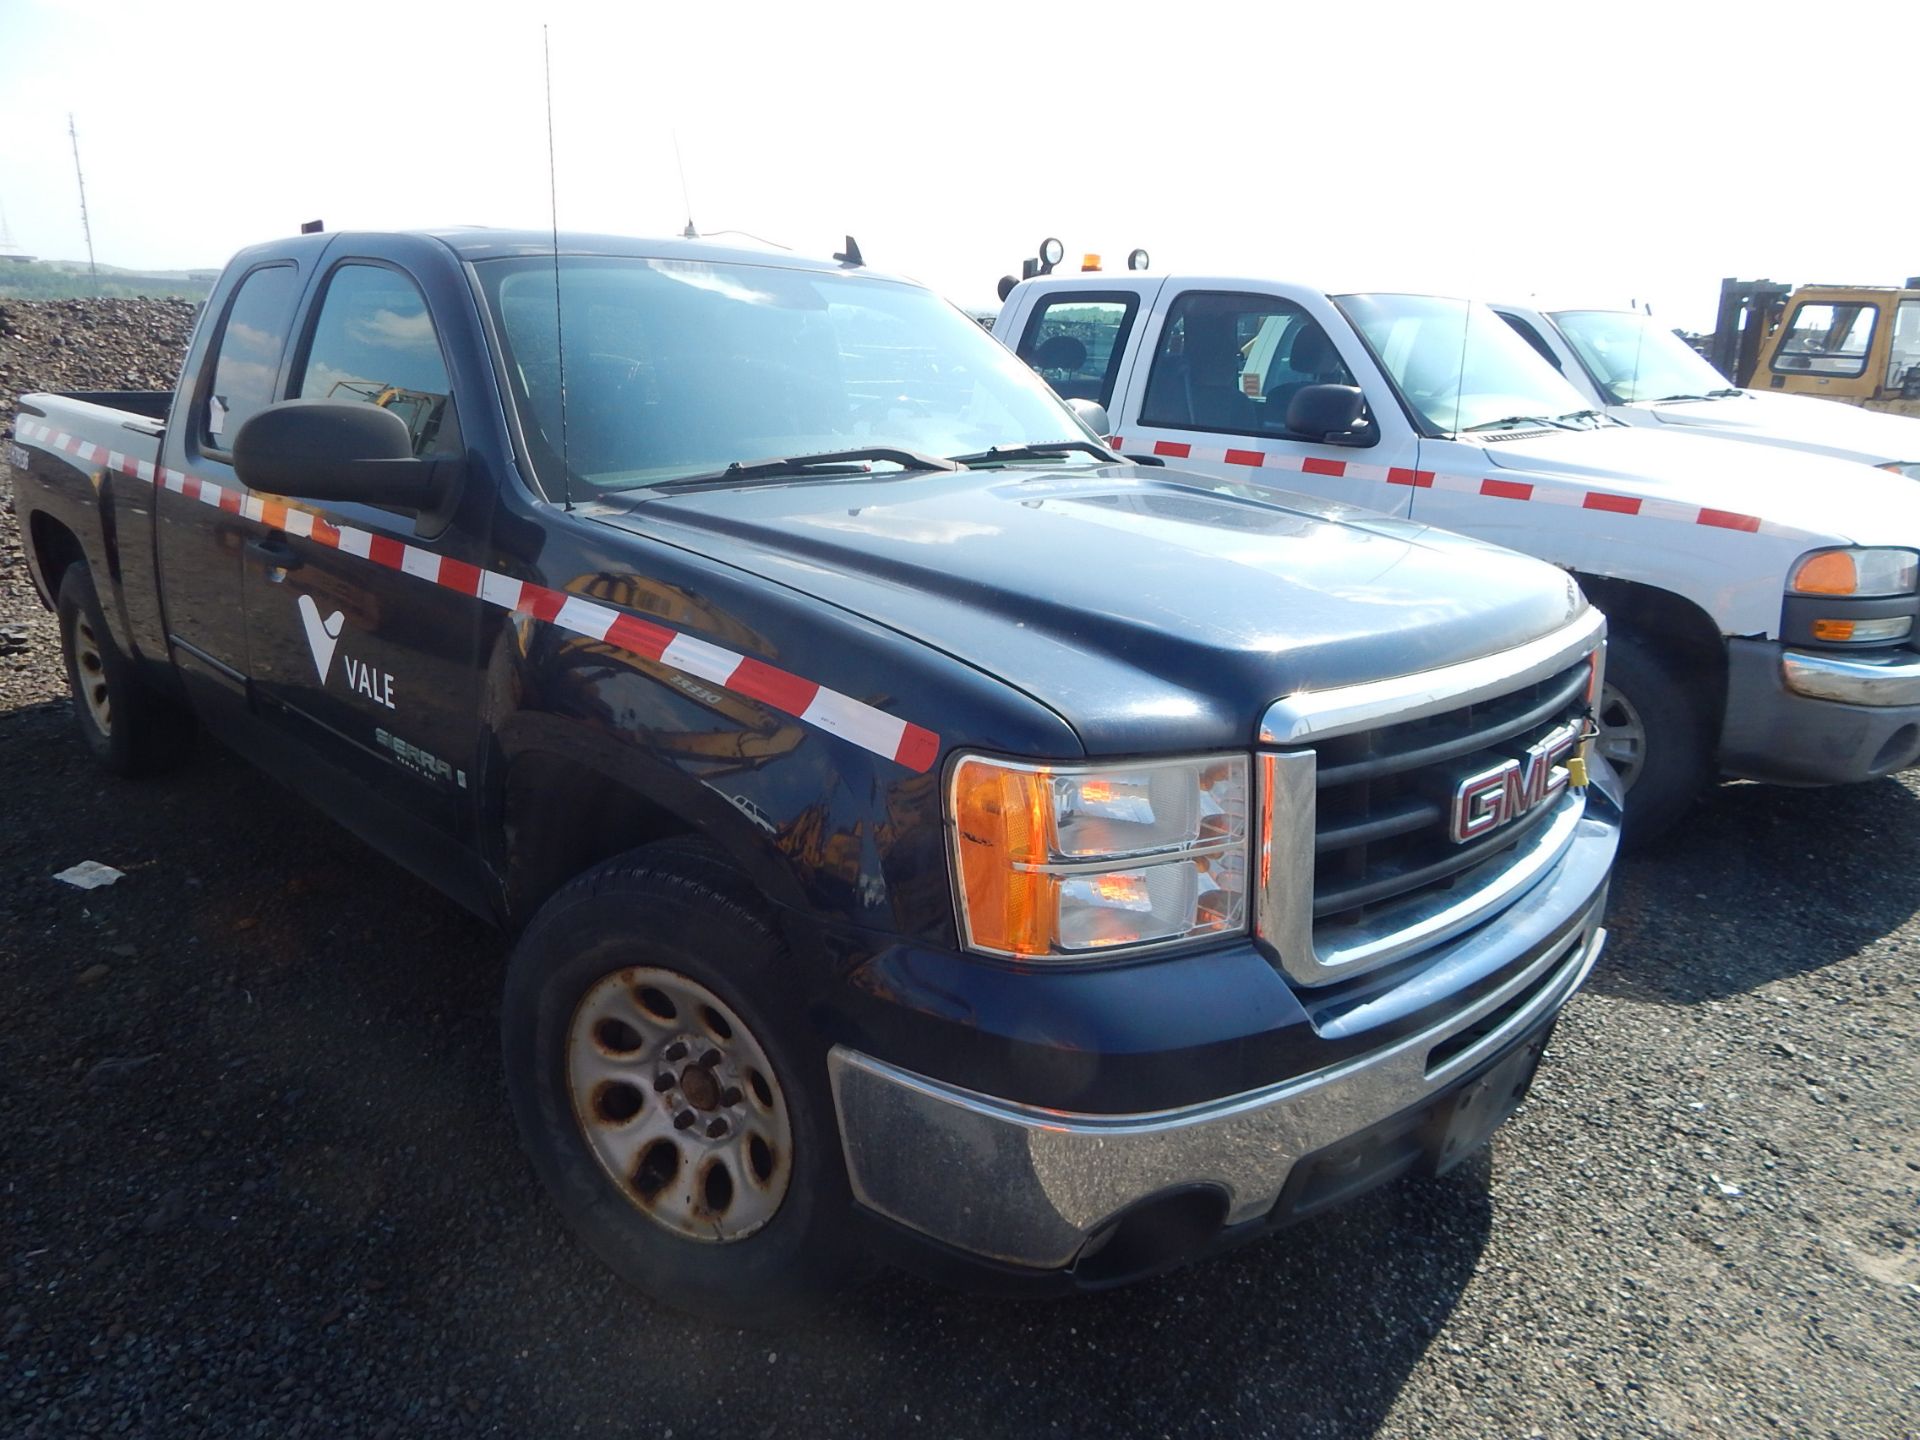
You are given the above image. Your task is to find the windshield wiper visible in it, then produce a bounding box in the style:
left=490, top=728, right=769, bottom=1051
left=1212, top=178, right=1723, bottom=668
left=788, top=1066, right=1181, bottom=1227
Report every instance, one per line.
left=946, top=440, right=1118, bottom=466
left=1556, top=408, right=1611, bottom=426
left=1459, top=414, right=1571, bottom=434
left=650, top=446, right=961, bottom=492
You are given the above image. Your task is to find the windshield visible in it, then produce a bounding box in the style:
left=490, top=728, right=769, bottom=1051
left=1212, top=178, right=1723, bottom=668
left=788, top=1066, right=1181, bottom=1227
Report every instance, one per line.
left=476, top=256, right=1090, bottom=492
left=1338, top=293, right=1595, bottom=435
left=1552, top=310, right=1734, bottom=404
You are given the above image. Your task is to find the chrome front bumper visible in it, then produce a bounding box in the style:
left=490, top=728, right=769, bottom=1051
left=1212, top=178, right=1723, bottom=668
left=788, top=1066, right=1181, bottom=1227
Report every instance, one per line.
left=830, top=900, right=1608, bottom=1272
left=1781, top=646, right=1920, bottom=706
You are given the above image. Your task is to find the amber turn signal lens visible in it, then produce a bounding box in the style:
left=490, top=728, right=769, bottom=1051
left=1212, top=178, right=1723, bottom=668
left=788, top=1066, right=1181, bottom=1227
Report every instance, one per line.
left=1812, top=619, right=1857, bottom=641
left=951, top=761, right=1053, bottom=956
left=1793, top=551, right=1858, bottom=595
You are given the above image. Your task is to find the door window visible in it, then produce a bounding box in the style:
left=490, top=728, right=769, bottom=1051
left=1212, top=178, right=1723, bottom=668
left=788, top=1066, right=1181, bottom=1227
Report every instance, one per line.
left=1772, top=301, right=1876, bottom=378
left=295, top=263, right=460, bottom=455
left=1889, top=300, right=1920, bottom=391
left=1139, top=291, right=1356, bottom=435
left=201, top=264, right=301, bottom=451
left=1014, top=294, right=1138, bottom=408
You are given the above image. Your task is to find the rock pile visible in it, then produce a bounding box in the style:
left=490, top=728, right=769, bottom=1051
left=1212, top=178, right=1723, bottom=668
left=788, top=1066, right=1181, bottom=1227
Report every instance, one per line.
left=0, top=298, right=199, bottom=444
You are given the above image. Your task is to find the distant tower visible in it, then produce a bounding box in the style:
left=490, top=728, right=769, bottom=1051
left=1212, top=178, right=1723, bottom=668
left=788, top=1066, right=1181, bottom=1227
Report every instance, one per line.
left=0, top=199, right=35, bottom=265
left=69, top=113, right=97, bottom=284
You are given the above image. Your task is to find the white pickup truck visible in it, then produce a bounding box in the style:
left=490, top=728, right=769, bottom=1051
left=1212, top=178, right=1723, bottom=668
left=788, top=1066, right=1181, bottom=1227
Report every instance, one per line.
left=998, top=273, right=1920, bottom=840
left=1493, top=303, right=1920, bottom=478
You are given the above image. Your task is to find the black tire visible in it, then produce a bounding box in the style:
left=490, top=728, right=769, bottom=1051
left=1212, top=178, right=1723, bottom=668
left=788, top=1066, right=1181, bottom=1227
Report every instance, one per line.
left=501, top=841, right=861, bottom=1326
left=55, top=563, right=195, bottom=778
left=1595, top=630, right=1714, bottom=847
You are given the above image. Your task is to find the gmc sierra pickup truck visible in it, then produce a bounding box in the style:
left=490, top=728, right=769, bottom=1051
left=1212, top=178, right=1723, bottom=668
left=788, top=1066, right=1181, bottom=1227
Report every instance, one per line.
left=1000, top=271, right=1920, bottom=841
left=11, top=229, right=1617, bottom=1322
left=1493, top=302, right=1920, bottom=476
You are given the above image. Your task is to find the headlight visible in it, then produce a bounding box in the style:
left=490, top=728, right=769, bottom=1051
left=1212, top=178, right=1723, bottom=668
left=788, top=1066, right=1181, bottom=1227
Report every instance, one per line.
left=1877, top=462, right=1920, bottom=481
left=947, top=753, right=1248, bottom=959
left=1789, top=547, right=1920, bottom=598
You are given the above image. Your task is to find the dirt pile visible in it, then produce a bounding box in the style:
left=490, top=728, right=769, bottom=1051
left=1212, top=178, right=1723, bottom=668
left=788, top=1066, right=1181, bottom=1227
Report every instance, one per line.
left=0, top=298, right=198, bottom=440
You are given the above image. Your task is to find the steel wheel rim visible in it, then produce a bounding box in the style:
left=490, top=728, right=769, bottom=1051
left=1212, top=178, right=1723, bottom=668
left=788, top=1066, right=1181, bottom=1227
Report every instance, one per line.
left=69, top=610, right=111, bottom=736
left=566, top=966, right=793, bottom=1243
left=1595, top=681, right=1645, bottom=792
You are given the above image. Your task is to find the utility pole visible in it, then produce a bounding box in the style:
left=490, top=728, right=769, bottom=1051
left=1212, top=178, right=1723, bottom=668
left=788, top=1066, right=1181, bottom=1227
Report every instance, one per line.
left=68, top=113, right=97, bottom=287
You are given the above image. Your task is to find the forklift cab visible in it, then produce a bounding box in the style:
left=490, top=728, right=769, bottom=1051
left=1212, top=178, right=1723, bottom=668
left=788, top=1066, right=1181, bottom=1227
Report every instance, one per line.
left=1751, top=284, right=1920, bottom=413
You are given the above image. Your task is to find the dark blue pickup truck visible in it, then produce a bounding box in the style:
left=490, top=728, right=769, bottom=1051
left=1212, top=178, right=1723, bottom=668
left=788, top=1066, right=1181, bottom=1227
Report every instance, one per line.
left=9, top=229, right=1620, bottom=1322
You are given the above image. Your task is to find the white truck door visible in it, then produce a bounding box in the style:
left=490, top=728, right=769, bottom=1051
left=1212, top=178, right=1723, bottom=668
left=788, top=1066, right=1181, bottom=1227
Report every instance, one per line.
left=1108, top=280, right=1422, bottom=517
left=1002, top=278, right=1163, bottom=431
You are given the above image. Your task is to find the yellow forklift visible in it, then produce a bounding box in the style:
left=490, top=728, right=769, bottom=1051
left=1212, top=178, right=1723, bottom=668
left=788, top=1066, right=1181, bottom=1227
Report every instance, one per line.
left=1709, top=277, right=1920, bottom=415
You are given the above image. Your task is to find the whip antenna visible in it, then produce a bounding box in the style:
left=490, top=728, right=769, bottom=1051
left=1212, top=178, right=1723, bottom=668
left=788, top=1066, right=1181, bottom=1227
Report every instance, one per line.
left=543, top=25, right=572, bottom=511
left=673, top=130, right=697, bottom=240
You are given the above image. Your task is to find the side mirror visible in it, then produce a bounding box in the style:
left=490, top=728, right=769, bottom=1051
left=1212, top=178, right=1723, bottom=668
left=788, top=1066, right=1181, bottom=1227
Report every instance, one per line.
left=1067, top=397, right=1113, bottom=441
left=232, top=399, right=447, bottom=510
left=1285, top=384, right=1368, bottom=442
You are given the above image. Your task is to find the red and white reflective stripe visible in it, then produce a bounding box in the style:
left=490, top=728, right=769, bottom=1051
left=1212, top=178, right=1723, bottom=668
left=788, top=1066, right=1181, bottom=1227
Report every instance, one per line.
left=1111, top=435, right=1776, bottom=537
left=14, top=420, right=941, bottom=772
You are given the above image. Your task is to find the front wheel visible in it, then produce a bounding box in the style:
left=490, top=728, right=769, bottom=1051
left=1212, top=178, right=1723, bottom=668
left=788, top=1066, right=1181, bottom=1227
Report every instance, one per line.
left=501, top=843, right=861, bottom=1325
left=1593, top=631, right=1714, bottom=846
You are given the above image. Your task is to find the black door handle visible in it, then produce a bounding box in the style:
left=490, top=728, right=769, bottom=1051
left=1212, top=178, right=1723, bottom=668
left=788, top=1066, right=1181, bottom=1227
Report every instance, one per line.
left=246, top=532, right=302, bottom=578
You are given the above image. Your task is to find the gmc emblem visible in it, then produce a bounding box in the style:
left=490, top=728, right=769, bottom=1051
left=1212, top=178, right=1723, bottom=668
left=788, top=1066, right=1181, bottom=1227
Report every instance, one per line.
left=1449, top=719, right=1583, bottom=844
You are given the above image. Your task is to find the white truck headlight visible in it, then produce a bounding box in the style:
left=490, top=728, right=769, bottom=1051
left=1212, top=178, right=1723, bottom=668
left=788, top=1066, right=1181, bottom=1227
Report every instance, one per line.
left=947, top=754, right=1249, bottom=959
left=1877, top=462, right=1920, bottom=481
left=1789, top=547, right=1920, bottom=598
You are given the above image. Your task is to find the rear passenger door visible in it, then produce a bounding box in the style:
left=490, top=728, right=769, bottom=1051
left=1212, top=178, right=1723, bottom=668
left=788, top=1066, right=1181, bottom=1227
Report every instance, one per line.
left=240, top=256, right=494, bottom=836
left=156, top=260, right=304, bottom=706
left=1113, top=287, right=1415, bottom=516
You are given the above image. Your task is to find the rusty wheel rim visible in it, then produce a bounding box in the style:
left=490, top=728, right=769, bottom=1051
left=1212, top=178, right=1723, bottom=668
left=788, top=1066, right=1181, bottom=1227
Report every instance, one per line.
left=566, top=966, right=793, bottom=1243
left=69, top=609, right=111, bottom=737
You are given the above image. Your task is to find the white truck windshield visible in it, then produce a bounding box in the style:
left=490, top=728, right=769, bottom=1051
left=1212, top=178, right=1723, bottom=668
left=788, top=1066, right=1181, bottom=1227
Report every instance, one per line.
left=479, top=256, right=1088, bottom=492
left=1552, top=310, right=1735, bottom=404
left=1339, top=294, right=1596, bottom=435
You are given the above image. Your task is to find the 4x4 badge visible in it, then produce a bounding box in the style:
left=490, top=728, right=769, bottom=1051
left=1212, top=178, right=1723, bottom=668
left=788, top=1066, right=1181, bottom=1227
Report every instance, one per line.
left=1449, top=718, right=1583, bottom=844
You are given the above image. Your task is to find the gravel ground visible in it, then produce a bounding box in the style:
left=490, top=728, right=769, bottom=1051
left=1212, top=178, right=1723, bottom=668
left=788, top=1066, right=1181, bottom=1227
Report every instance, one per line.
left=2, top=304, right=1917, bottom=1438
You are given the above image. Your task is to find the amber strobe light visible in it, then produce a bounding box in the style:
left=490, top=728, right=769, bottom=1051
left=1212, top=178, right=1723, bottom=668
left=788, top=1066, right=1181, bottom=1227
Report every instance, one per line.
left=949, top=755, right=1248, bottom=959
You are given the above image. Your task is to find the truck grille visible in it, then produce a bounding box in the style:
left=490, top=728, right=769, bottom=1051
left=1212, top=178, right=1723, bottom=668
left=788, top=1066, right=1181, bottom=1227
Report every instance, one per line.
left=1305, top=657, right=1592, bottom=931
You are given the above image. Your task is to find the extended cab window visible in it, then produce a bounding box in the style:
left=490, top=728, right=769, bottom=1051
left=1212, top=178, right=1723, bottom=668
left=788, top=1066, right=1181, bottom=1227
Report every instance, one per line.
left=1772, top=302, right=1876, bottom=378
left=295, top=264, right=459, bottom=455
left=1139, top=292, right=1356, bottom=436
left=1014, top=294, right=1137, bottom=408
left=201, top=264, right=301, bottom=451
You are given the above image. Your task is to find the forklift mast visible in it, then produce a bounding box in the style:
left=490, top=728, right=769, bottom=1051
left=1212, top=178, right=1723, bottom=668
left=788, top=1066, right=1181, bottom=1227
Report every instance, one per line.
left=1710, top=278, right=1791, bottom=386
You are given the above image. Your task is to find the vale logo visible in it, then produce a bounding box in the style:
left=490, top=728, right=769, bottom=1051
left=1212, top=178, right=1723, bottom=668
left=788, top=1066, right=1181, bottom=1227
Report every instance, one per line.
left=297, top=594, right=345, bottom=681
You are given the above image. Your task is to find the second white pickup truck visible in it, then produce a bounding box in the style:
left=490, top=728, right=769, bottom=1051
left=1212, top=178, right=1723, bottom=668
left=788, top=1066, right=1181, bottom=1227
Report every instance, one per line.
left=999, top=273, right=1920, bottom=840
left=1493, top=303, right=1920, bottom=478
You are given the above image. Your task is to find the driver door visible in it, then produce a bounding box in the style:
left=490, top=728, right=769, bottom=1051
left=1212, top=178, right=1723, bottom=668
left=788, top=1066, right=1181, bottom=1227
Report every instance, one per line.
left=240, top=258, right=494, bottom=836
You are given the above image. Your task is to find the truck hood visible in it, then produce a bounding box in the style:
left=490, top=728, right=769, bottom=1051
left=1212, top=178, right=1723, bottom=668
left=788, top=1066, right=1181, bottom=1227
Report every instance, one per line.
left=587, top=464, right=1587, bottom=753
left=1483, top=425, right=1920, bottom=546
left=1636, top=389, right=1920, bottom=467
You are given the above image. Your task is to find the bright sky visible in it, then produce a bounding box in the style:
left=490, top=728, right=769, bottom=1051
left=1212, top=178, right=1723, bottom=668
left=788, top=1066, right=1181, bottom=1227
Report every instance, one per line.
left=2, top=0, right=1915, bottom=331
